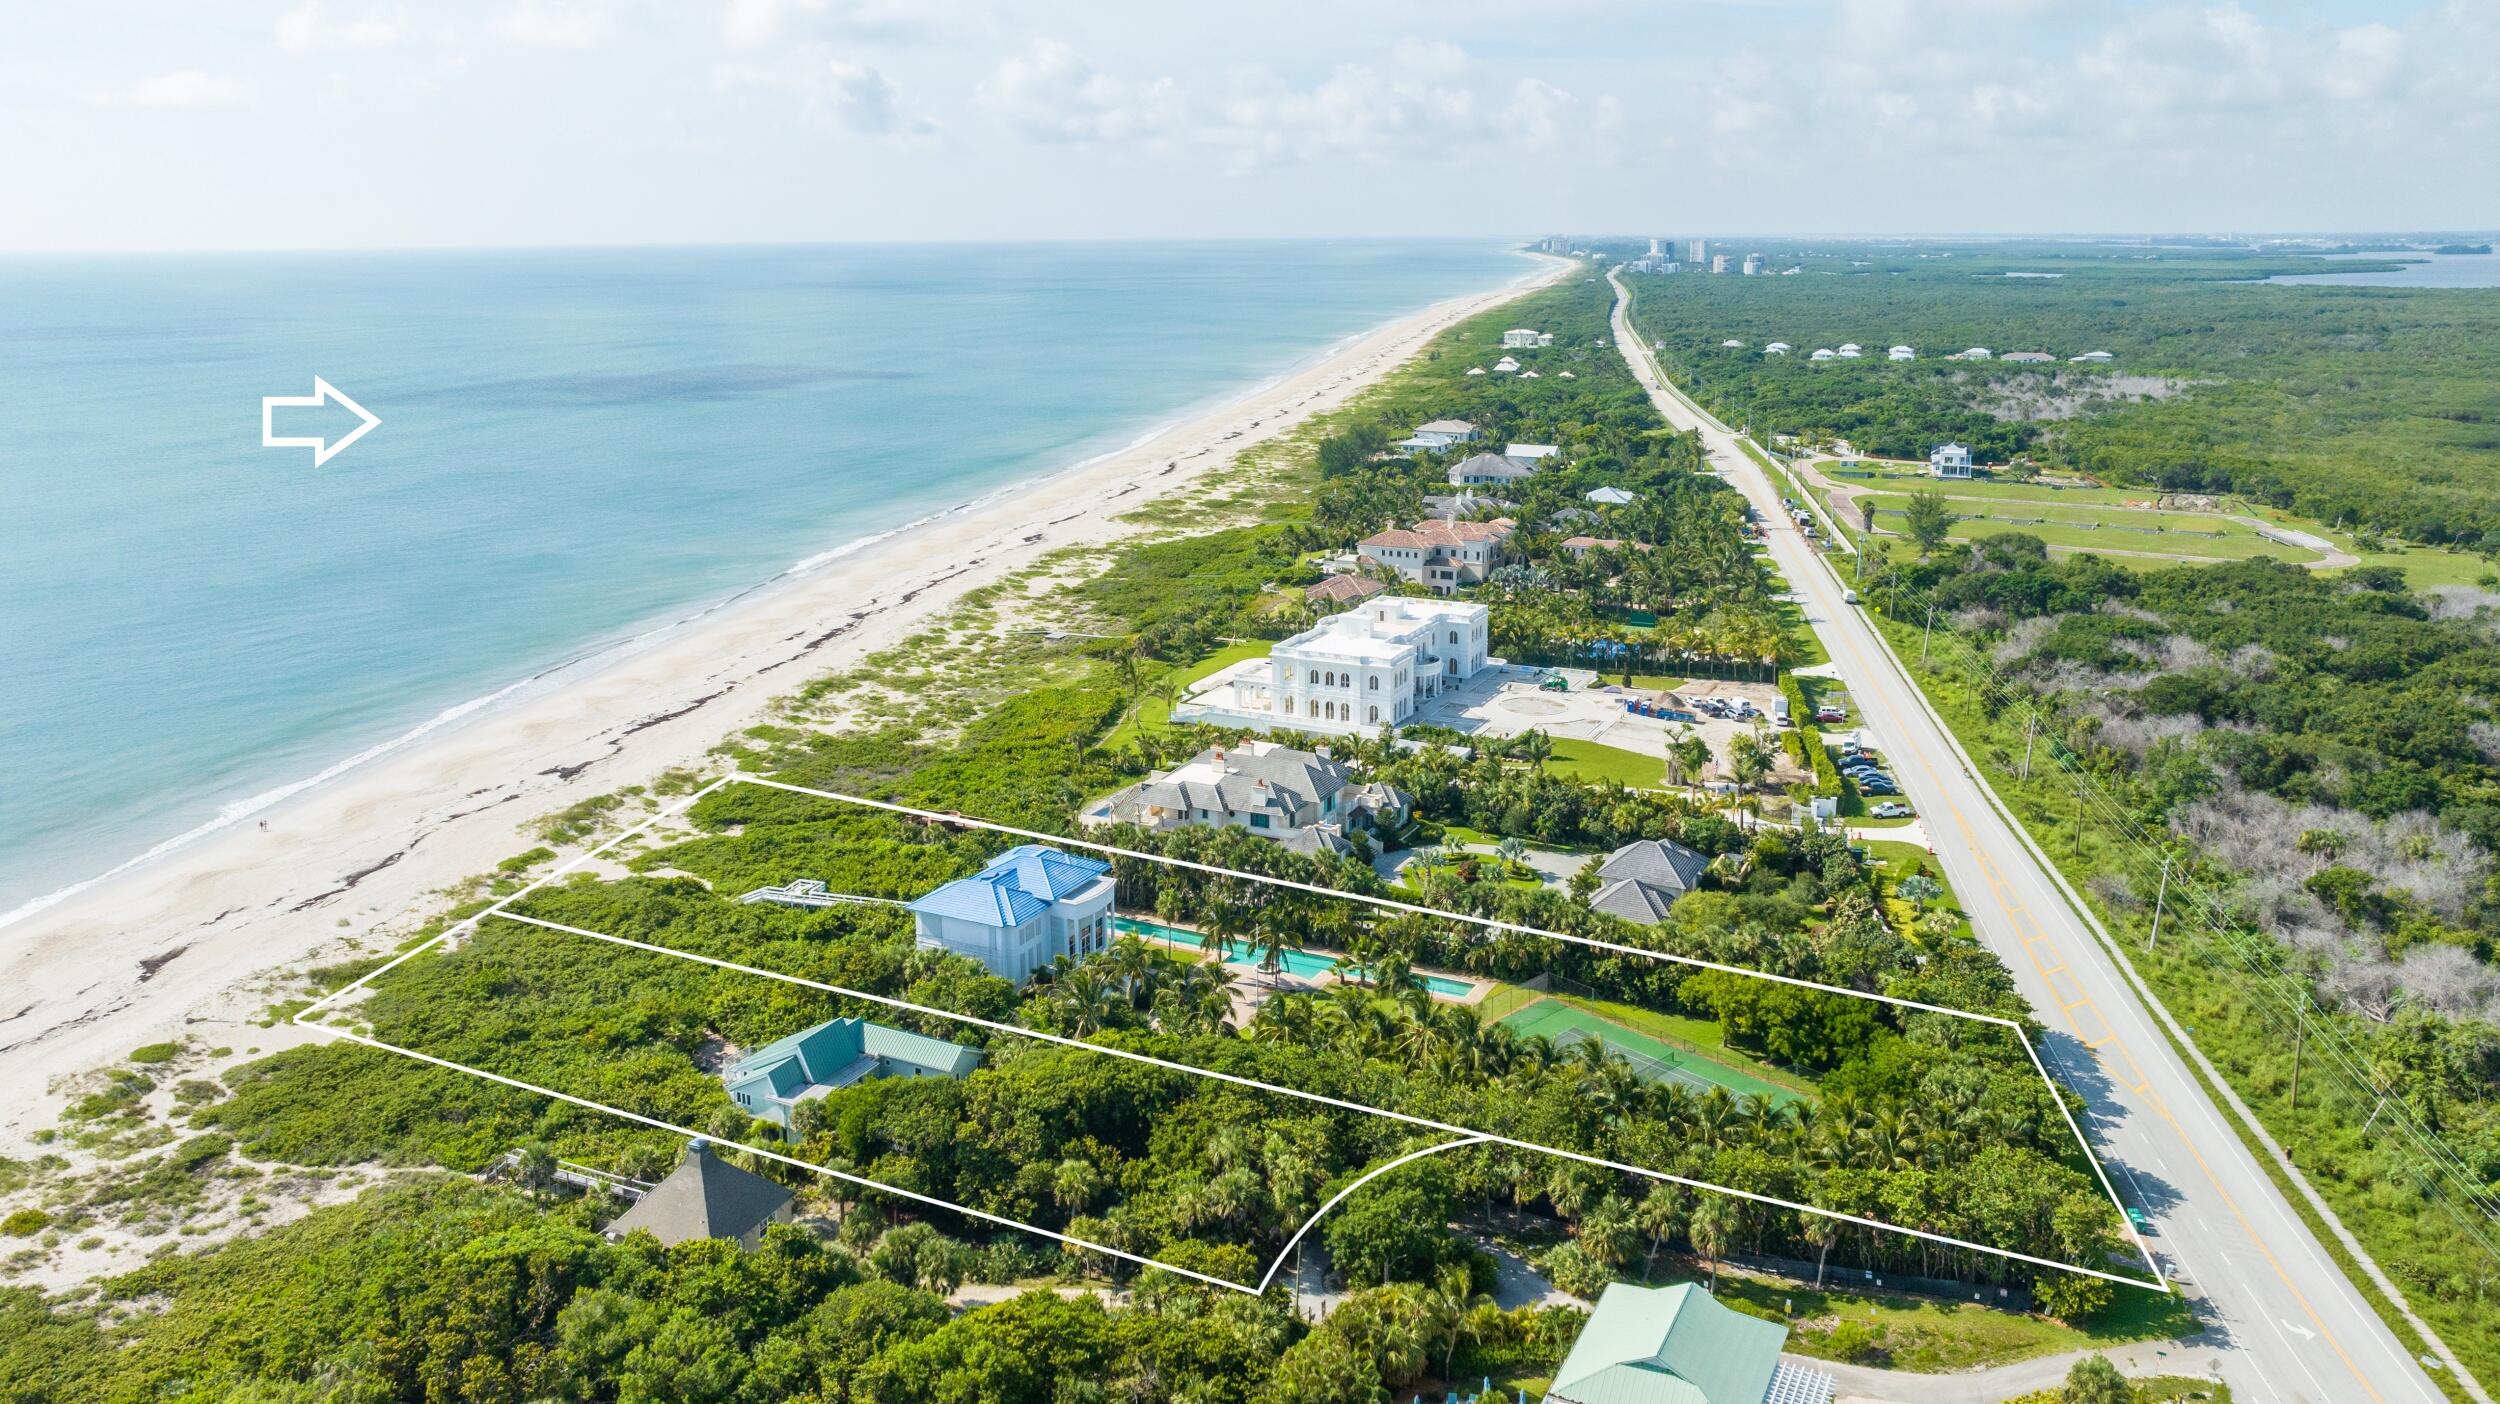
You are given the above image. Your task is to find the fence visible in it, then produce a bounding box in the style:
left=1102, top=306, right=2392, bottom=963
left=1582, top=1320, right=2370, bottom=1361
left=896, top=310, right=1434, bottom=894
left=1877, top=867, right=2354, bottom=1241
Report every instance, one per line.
left=1507, top=643, right=1776, bottom=685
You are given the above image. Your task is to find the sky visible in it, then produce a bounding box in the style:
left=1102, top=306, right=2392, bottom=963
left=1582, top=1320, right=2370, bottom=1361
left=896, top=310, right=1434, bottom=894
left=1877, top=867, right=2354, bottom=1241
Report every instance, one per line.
left=3, top=0, right=2495, bottom=252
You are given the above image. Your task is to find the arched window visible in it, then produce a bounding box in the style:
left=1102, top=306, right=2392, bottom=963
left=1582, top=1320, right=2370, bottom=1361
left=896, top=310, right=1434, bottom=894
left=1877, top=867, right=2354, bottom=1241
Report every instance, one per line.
left=1368, top=706, right=1380, bottom=722
left=1308, top=669, right=1319, bottom=685
left=1368, top=676, right=1379, bottom=690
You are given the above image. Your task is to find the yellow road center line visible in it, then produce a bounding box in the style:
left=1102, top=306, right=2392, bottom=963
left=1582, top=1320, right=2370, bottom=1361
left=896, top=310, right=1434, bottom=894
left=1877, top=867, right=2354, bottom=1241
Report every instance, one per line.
left=1807, top=540, right=2388, bottom=1404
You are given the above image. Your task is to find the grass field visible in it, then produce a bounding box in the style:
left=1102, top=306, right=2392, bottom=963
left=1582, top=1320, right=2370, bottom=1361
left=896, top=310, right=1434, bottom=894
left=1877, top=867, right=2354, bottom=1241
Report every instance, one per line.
left=1708, top=1264, right=2201, bottom=1374
left=1547, top=737, right=1667, bottom=788
left=1856, top=492, right=2311, bottom=564
left=1103, top=640, right=1272, bottom=749
left=1497, top=996, right=1805, bottom=1102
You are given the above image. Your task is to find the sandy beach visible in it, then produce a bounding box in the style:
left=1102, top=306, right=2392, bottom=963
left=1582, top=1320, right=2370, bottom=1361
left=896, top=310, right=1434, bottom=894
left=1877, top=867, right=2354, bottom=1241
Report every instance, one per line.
left=0, top=254, right=1567, bottom=1151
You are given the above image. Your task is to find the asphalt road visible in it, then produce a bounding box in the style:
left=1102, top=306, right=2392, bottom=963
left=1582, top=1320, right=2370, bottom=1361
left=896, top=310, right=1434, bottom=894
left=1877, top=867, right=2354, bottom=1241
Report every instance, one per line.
left=1605, top=271, right=2454, bottom=1404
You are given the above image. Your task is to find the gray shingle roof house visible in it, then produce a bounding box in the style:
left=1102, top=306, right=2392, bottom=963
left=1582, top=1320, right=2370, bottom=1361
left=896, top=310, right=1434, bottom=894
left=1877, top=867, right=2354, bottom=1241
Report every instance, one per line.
left=1550, top=1282, right=1834, bottom=1404
left=1589, top=838, right=1713, bottom=924
left=1082, top=742, right=1408, bottom=853
left=605, top=1139, right=794, bottom=1249
left=1447, top=452, right=1542, bottom=487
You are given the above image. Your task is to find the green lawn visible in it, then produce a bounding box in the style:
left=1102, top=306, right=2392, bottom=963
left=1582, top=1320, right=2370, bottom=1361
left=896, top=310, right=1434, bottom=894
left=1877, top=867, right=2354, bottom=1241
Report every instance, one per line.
left=1822, top=463, right=2150, bottom=506
left=1706, top=1265, right=2199, bottom=1374
left=1859, top=491, right=2261, bottom=536
left=1951, top=516, right=2307, bottom=563
left=1103, top=641, right=1273, bottom=750
left=1547, top=737, right=1667, bottom=788
left=1860, top=838, right=1971, bottom=942
left=1857, top=494, right=2310, bottom=564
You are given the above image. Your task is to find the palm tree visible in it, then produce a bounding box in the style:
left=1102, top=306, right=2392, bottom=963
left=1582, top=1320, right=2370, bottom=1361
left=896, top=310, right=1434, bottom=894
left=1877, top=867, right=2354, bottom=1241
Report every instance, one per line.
left=1673, top=734, right=1712, bottom=800
left=1690, top=1196, right=1735, bottom=1293
left=513, top=1141, right=557, bottom=1203
left=1052, top=1158, right=1101, bottom=1214
left=1512, top=728, right=1555, bottom=772
left=1801, top=1209, right=1841, bottom=1287
left=1427, top=1264, right=1492, bottom=1378
left=1049, top=966, right=1123, bottom=1037
left=1636, top=1183, right=1686, bottom=1283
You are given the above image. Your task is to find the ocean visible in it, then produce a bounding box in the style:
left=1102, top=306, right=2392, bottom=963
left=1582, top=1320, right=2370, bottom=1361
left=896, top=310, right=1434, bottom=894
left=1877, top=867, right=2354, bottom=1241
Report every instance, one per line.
left=0, top=240, right=1529, bottom=925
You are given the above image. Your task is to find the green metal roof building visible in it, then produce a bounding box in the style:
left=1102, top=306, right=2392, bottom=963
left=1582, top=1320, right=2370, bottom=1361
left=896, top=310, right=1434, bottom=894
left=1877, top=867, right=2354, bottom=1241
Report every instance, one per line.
left=1549, top=1283, right=1834, bottom=1404
left=723, top=1015, right=981, bottom=1130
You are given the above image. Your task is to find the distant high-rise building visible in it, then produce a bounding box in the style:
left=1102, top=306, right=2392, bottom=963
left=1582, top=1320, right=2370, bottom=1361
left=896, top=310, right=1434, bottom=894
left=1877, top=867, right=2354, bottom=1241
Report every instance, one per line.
left=1742, top=254, right=1763, bottom=276
left=1648, top=238, right=1664, bottom=257
left=1689, top=239, right=1707, bottom=263
left=1711, top=254, right=1728, bottom=274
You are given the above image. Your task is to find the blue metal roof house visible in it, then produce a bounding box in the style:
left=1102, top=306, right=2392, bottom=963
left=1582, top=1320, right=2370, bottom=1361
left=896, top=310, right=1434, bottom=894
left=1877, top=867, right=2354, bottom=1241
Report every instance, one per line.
left=1549, top=1282, right=1833, bottom=1404
left=723, top=1016, right=981, bottom=1130
left=906, top=843, right=1115, bottom=984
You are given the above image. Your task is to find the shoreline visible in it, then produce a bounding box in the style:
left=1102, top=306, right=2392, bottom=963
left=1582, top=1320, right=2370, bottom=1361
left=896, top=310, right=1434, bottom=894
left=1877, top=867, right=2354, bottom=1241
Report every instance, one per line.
left=0, top=261, right=1541, bottom=935
left=0, top=252, right=1569, bottom=1147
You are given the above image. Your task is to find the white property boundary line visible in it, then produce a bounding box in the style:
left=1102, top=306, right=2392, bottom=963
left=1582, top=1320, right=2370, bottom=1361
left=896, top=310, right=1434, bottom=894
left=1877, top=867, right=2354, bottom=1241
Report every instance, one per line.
left=294, top=774, right=2165, bottom=1297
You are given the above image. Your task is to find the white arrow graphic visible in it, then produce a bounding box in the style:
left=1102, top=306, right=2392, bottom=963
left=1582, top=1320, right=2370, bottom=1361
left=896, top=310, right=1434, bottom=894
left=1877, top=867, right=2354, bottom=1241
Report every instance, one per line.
left=2281, top=1319, right=2319, bottom=1342
left=262, top=376, right=380, bottom=466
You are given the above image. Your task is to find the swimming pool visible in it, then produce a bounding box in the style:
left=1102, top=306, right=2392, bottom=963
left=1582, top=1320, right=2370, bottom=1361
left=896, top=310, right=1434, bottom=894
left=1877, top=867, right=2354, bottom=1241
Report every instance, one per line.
left=1113, top=916, right=1477, bottom=998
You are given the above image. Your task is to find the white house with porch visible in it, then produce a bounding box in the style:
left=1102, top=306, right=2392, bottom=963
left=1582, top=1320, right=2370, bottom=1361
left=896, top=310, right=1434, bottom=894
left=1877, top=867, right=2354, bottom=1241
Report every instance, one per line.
left=1175, top=599, right=1496, bottom=737
left=1929, top=443, right=1974, bottom=478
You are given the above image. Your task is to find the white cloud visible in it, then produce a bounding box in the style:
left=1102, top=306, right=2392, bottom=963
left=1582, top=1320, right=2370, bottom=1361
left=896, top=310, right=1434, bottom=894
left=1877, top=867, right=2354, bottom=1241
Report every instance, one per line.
left=977, top=38, right=1615, bottom=168
left=276, top=1, right=411, bottom=54
left=977, top=39, right=1183, bottom=146
left=716, top=50, right=936, bottom=139
left=488, top=0, right=609, bottom=48
left=818, top=60, right=906, bottom=134
left=722, top=0, right=972, bottom=48
left=2323, top=23, right=2406, bottom=102
left=88, top=70, right=259, bottom=108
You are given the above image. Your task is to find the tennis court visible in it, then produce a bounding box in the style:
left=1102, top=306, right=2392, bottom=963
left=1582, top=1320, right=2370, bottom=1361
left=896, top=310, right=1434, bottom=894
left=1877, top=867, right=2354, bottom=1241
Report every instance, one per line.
left=1497, top=998, right=1801, bottom=1103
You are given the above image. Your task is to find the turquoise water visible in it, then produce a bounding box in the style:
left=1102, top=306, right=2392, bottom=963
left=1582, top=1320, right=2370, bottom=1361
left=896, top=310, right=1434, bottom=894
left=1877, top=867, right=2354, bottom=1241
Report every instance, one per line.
left=1113, top=916, right=1477, bottom=997
left=0, top=242, right=1528, bottom=923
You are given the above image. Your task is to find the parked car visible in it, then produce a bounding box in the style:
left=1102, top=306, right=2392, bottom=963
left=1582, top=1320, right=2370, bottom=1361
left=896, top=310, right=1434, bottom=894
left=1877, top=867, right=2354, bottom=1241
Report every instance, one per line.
left=1870, top=802, right=1913, bottom=819
left=1815, top=706, right=1847, bottom=724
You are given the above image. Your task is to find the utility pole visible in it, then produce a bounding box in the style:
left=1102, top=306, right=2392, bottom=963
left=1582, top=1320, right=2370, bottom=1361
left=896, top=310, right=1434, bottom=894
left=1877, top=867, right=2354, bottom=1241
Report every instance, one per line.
left=2020, top=714, right=2037, bottom=781
left=2289, top=990, right=2308, bottom=1120
left=1921, top=603, right=1937, bottom=666
left=2147, top=851, right=2174, bottom=951
left=2073, top=780, right=2085, bottom=859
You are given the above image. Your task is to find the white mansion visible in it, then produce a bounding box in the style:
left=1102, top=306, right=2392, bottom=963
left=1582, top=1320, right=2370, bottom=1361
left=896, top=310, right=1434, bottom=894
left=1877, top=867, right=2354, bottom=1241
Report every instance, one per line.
left=1175, top=598, right=1496, bottom=737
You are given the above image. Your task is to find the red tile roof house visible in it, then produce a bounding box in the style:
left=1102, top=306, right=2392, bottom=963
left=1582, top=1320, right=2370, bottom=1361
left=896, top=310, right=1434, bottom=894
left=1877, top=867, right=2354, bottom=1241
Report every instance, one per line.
left=1304, top=573, right=1390, bottom=608
left=1357, top=517, right=1515, bottom=593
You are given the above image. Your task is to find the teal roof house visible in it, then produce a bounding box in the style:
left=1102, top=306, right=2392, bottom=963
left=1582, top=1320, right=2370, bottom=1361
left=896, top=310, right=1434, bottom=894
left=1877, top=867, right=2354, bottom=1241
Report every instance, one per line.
left=1550, top=1282, right=1833, bottom=1404
left=907, top=844, right=1115, bottom=984
left=723, top=1015, right=981, bottom=1130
